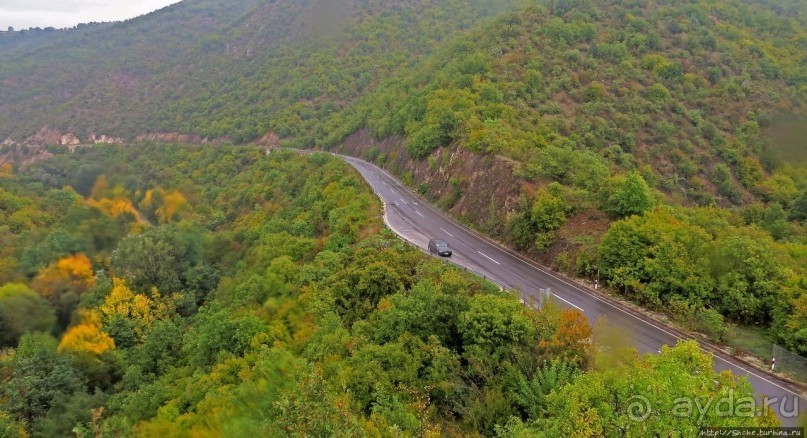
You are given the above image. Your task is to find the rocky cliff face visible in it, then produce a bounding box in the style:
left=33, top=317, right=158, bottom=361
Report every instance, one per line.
left=338, top=130, right=613, bottom=271
left=24, top=127, right=74, bottom=146
left=133, top=132, right=232, bottom=145
left=255, top=132, right=280, bottom=148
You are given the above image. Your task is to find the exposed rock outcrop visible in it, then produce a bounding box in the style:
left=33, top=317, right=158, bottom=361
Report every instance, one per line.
left=60, top=133, right=81, bottom=146
left=25, top=127, right=78, bottom=146
left=89, top=134, right=125, bottom=144
left=256, top=131, right=280, bottom=148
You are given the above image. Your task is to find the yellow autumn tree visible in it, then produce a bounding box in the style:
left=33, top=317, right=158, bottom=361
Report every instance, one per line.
left=89, top=197, right=139, bottom=218
left=140, top=187, right=190, bottom=224
left=31, top=253, right=95, bottom=302
left=99, top=279, right=170, bottom=336
left=56, top=253, right=94, bottom=280
left=58, top=310, right=115, bottom=356
left=156, top=190, right=190, bottom=223
left=0, top=162, right=13, bottom=178
left=87, top=178, right=141, bottom=219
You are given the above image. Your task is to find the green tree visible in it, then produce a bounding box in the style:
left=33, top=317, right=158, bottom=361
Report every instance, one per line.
left=30, top=391, right=106, bottom=438
left=771, top=277, right=807, bottom=355
left=458, top=294, right=535, bottom=365
left=709, top=233, right=782, bottom=324
left=604, top=172, right=655, bottom=218
left=0, top=333, right=86, bottom=423
left=0, top=412, right=28, bottom=438
left=182, top=307, right=266, bottom=367
left=760, top=203, right=789, bottom=240
left=538, top=341, right=778, bottom=436
left=531, top=186, right=567, bottom=232
left=510, top=359, right=580, bottom=420
left=130, top=319, right=183, bottom=376
left=111, top=225, right=216, bottom=297
left=789, top=191, right=807, bottom=222
left=599, top=208, right=713, bottom=308
left=335, top=261, right=403, bottom=325
left=373, top=280, right=469, bottom=349
left=0, top=284, right=55, bottom=347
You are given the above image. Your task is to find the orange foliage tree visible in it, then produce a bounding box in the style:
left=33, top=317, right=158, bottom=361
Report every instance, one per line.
left=537, top=306, right=593, bottom=367
left=31, top=253, right=95, bottom=302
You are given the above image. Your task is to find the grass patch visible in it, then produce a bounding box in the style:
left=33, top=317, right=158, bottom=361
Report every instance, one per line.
left=723, top=324, right=773, bottom=361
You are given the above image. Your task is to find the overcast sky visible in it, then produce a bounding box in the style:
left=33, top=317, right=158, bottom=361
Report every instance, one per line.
left=1, top=0, right=183, bottom=30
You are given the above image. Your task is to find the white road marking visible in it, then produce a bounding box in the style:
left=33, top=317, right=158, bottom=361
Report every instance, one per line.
left=400, top=198, right=408, bottom=205
left=415, top=210, right=425, bottom=218
left=712, top=354, right=804, bottom=399
left=477, top=251, right=501, bottom=265
left=550, top=294, right=585, bottom=312
left=413, top=202, right=418, bottom=206
left=440, top=227, right=455, bottom=238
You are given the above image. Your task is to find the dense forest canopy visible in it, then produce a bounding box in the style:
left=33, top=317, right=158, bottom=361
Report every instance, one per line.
left=0, top=144, right=780, bottom=435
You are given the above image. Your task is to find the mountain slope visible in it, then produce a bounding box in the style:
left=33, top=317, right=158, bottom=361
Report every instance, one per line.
left=344, top=0, right=806, bottom=206
left=0, top=0, right=525, bottom=143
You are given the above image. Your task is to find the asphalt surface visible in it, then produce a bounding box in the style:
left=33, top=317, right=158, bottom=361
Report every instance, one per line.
left=338, top=153, right=805, bottom=426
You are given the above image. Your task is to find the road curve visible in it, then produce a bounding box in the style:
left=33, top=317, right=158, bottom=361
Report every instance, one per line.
left=336, top=153, right=805, bottom=426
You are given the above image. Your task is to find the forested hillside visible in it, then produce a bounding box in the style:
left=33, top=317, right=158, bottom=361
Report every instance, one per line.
left=0, top=145, right=780, bottom=435
left=349, top=0, right=806, bottom=209
left=0, top=0, right=525, bottom=143
left=0, top=23, right=112, bottom=52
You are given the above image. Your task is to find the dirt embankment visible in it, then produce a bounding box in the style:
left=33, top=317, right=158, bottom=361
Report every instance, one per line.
left=339, top=129, right=523, bottom=238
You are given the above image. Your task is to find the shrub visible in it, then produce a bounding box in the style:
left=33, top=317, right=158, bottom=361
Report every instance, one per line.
left=696, top=308, right=727, bottom=342
left=648, top=83, right=670, bottom=102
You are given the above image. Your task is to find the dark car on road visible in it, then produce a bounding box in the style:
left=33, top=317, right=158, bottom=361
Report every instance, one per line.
left=428, top=239, right=452, bottom=257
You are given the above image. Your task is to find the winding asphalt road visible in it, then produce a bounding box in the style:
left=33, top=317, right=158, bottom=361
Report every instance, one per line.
left=337, top=153, right=805, bottom=426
